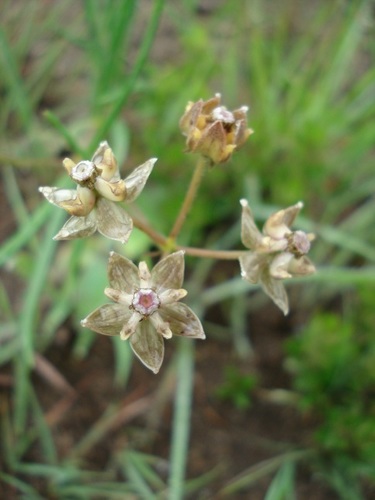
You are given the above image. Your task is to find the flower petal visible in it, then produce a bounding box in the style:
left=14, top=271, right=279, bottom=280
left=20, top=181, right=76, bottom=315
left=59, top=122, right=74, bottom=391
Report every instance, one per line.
left=259, top=268, right=289, bottom=315
left=264, top=202, right=303, bottom=240
left=81, top=303, right=132, bottom=335
left=96, top=198, right=133, bottom=243
left=158, top=302, right=205, bottom=339
left=240, top=199, right=263, bottom=250
left=53, top=213, right=97, bottom=240
left=239, top=252, right=267, bottom=283
left=288, top=255, right=316, bottom=276
left=150, top=312, right=173, bottom=339
left=124, top=158, right=157, bottom=203
left=195, top=121, right=232, bottom=164
left=151, top=251, right=185, bottom=291
left=95, top=177, right=126, bottom=201
left=107, top=251, right=139, bottom=292
left=159, top=288, right=187, bottom=305
left=130, top=320, right=164, bottom=374
left=120, top=311, right=142, bottom=340
left=91, top=141, right=119, bottom=181
left=105, top=287, right=133, bottom=306
left=269, top=252, right=294, bottom=279
left=39, top=186, right=96, bottom=216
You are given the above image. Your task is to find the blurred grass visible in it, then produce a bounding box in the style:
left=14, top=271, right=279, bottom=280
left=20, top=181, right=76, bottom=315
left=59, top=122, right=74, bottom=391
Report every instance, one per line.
left=0, top=0, right=375, bottom=497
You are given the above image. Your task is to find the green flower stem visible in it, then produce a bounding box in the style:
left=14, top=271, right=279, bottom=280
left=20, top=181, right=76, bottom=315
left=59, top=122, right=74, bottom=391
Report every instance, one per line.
left=169, top=156, right=207, bottom=241
left=168, top=338, right=195, bottom=500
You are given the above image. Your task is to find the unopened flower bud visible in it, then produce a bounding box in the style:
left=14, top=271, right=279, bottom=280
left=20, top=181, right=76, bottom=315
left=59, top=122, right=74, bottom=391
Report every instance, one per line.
left=179, top=93, right=253, bottom=164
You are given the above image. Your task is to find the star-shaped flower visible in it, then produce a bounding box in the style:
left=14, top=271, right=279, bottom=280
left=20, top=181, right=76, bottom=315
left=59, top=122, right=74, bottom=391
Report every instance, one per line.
left=39, top=141, right=156, bottom=243
left=179, top=93, right=253, bottom=164
left=81, top=250, right=205, bottom=373
left=239, top=199, right=316, bottom=315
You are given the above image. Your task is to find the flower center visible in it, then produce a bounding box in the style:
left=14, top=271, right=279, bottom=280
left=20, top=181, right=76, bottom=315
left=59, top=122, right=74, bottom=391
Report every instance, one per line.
left=132, top=288, right=160, bottom=316
left=211, top=106, right=235, bottom=124
left=287, top=230, right=311, bottom=257
left=71, top=161, right=97, bottom=183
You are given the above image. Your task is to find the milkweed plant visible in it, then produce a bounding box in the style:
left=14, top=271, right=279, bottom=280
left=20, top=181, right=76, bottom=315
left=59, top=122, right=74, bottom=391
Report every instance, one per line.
left=39, top=93, right=316, bottom=373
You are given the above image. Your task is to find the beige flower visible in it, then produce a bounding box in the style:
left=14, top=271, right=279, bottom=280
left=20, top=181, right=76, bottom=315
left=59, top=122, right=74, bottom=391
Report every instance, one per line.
left=81, top=251, right=205, bottom=373
left=239, top=199, right=315, bottom=315
left=39, top=141, right=156, bottom=243
left=179, top=93, right=253, bottom=164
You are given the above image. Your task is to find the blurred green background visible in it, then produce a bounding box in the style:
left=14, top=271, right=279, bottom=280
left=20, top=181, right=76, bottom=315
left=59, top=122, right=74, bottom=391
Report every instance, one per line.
left=1, top=0, right=375, bottom=498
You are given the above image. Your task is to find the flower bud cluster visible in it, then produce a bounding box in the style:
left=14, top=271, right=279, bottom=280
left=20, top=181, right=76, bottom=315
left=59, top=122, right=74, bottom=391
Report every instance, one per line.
left=179, top=93, right=253, bottom=164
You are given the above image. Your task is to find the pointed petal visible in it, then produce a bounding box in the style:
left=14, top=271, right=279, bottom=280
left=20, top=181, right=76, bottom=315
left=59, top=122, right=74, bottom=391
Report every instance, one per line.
left=179, top=99, right=203, bottom=133
left=107, top=252, right=139, bottom=293
left=124, top=158, right=157, bottom=203
left=92, top=142, right=120, bottom=181
left=259, top=268, right=289, bottom=315
left=105, top=287, right=133, bottom=307
left=151, top=251, right=185, bottom=291
left=96, top=198, right=133, bottom=243
left=120, top=311, right=142, bottom=340
left=288, top=256, right=316, bottom=276
left=95, top=177, right=126, bottom=201
left=53, top=213, right=97, bottom=240
left=269, top=252, right=294, bottom=279
left=91, top=141, right=110, bottom=165
left=81, top=303, right=132, bottom=335
left=240, top=199, right=263, bottom=250
left=138, top=261, right=152, bottom=287
left=39, top=186, right=96, bottom=216
left=62, top=158, right=75, bottom=175
left=264, top=202, right=303, bottom=239
left=158, top=302, right=205, bottom=339
left=159, top=288, right=187, bottom=305
left=239, top=252, right=267, bottom=283
left=196, top=121, right=228, bottom=163
left=150, top=312, right=173, bottom=339
left=130, top=320, right=164, bottom=374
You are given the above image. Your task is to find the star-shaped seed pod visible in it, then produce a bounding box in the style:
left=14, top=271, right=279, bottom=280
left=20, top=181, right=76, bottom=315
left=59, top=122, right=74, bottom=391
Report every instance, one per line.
left=81, top=251, right=205, bottom=374
left=239, top=199, right=316, bottom=315
left=39, top=141, right=156, bottom=243
left=179, top=93, right=253, bottom=164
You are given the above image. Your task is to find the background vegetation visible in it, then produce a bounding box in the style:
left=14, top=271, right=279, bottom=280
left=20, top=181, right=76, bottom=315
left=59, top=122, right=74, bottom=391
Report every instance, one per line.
left=0, top=0, right=374, bottom=498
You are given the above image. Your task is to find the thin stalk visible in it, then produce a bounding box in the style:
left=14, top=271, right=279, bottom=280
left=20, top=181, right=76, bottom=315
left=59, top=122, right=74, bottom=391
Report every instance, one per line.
left=169, top=156, right=207, bottom=240
left=180, top=246, right=247, bottom=260
left=168, top=339, right=195, bottom=500
left=132, top=211, right=247, bottom=260
left=131, top=213, right=167, bottom=248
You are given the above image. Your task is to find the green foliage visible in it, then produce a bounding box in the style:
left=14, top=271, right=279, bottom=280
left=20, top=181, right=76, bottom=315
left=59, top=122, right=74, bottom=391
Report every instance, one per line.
left=285, top=294, right=375, bottom=495
left=216, top=365, right=257, bottom=409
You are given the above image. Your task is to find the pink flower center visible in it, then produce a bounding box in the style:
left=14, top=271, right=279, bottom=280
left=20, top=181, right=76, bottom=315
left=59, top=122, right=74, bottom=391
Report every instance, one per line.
left=132, top=288, right=160, bottom=316
left=288, top=230, right=311, bottom=256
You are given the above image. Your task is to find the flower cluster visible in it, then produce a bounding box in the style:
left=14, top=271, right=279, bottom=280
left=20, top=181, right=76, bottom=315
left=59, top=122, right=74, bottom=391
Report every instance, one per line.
left=179, top=93, right=253, bottom=164
left=39, top=141, right=156, bottom=243
left=81, top=251, right=205, bottom=373
left=39, top=94, right=317, bottom=374
left=239, top=199, right=316, bottom=315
